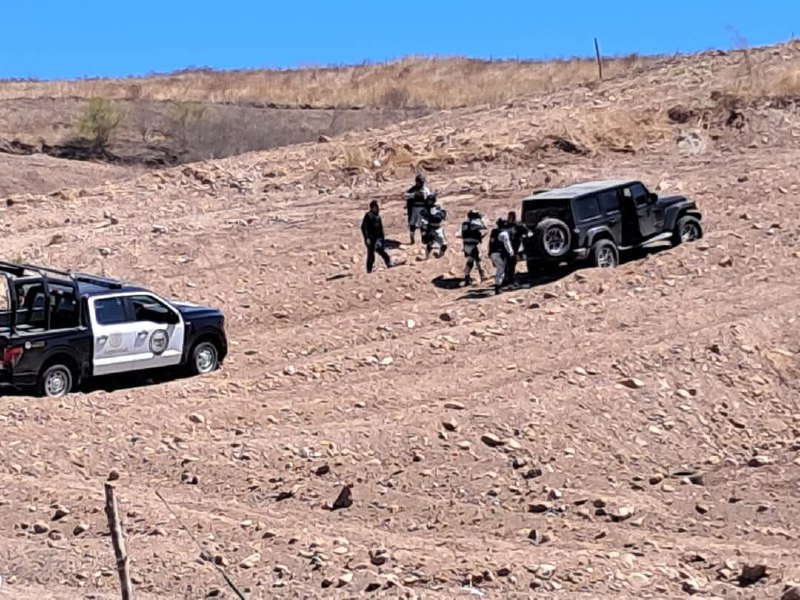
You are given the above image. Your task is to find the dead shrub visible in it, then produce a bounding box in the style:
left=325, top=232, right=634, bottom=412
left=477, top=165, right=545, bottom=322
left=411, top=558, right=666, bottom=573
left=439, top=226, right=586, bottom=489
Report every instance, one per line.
left=340, top=144, right=372, bottom=171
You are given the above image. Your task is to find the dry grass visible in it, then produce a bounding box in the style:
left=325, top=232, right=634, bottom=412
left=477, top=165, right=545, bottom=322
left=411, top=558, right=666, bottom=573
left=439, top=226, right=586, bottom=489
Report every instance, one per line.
left=729, top=61, right=800, bottom=102
left=0, top=54, right=660, bottom=109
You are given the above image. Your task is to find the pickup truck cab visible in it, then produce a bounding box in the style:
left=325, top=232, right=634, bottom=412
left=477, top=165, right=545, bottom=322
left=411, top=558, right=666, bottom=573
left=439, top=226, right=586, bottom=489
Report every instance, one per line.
left=0, top=262, right=227, bottom=397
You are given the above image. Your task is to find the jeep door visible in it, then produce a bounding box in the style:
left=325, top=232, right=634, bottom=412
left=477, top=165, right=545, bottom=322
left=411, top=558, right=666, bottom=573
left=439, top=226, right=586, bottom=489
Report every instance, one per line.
left=624, top=183, right=658, bottom=238
left=572, top=194, right=604, bottom=247
left=597, top=190, right=623, bottom=244
left=125, top=293, right=185, bottom=372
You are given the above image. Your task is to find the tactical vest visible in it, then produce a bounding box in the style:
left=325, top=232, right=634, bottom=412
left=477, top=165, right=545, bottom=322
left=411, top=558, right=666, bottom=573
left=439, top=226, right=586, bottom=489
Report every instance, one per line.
left=461, top=220, right=484, bottom=243
left=488, top=228, right=506, bottom=255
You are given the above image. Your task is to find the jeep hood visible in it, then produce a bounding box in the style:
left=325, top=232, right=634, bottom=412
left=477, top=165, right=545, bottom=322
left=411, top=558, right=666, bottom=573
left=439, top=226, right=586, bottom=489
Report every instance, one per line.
left=655, top=194, right=689, bottom=208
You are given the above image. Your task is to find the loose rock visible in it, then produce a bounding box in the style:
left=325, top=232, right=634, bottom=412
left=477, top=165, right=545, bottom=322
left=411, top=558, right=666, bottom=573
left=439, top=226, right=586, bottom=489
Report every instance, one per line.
left=239, top=552, right=261, bottom=569
left=188, top=413, right=206, bottom=424
left=444, top=401, right=466, bottom=410
left=330, top=484, right=353, bottom=510
left=782, top=584, right=800, bottom=600
left=738, top=564, right=768, bottom=586
left=481, top=433, right=504, bottom=447
left=620, top=377, right=645, bottom=389
left=32, top=521, right=49, bottom=534
left=441, top=418, right=458, bottom=432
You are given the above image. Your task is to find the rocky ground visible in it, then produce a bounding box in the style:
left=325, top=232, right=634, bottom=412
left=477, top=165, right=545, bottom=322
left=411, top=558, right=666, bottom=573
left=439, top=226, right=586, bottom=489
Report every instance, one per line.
left=0, top=42, right=799, bottom=600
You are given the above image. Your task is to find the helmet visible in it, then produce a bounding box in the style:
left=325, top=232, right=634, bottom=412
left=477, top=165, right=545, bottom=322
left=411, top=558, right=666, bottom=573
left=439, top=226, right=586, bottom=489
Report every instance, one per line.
left=467, top=210, right=481, bottom=220
left=415, top=173, right=426, bottom=185
left=496, top=218, right=508, bottom=228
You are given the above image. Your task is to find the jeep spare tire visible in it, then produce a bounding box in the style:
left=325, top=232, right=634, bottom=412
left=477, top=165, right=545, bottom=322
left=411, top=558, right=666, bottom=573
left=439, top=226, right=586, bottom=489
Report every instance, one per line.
left=535, top=218, right=571, bottom=258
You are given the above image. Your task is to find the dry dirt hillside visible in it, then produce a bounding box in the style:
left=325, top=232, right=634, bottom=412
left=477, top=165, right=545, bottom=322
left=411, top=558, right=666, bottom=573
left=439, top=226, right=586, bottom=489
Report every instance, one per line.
left=0, top=51, right=654, bottom=171
left=1, top=41, right=799, bottom=599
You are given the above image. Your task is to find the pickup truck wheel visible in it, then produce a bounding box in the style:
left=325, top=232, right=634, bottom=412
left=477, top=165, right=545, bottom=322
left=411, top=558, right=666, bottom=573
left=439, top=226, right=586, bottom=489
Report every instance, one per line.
left=38, top=364, right=73, bottom=398
left=535, top=218, right=571, bottom=258
left=672, top=215, right=703, bottom=246
left=190, top=341, right=219, bottom=375
left=590, top=239, right=619, bottom=268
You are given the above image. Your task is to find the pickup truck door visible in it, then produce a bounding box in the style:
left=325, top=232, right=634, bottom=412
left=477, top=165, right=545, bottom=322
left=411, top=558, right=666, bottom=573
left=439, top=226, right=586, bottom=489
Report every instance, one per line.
left=125, top=293, right=185, bottom=371
left=88, top=295, right=139, bottom=376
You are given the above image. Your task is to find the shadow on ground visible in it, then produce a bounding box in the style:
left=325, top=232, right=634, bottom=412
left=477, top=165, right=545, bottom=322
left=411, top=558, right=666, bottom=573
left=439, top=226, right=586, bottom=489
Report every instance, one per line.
left=0, top=368, right=199, bottom=399
left=432, top=243, right=674, bottom=301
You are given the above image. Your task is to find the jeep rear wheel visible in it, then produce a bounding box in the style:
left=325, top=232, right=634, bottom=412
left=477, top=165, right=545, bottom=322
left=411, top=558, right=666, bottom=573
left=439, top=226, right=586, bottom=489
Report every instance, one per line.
left=590, top=239, right=619, bottom=269
left=672, top=215, right=703, bottom=246
left=535, top=218, right=571, bottom=258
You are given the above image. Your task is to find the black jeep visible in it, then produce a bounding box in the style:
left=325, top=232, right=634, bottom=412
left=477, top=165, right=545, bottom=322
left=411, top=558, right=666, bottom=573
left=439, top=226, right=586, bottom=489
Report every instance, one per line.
left=519, top=179, right=703, bottom=272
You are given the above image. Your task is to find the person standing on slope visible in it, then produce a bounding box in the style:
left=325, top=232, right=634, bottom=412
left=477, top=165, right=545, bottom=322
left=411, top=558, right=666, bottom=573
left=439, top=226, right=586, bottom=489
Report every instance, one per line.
left=404, top=173, right=431, bottom=245
left=488, top=217, right=515, bottom=294
left=460, top=209, right=488, bottom=286
left=504, top=210, right=532, bottom=287
left=419, top=193, right=448, bottom=259
left=361, top=200, right=393, bottom=273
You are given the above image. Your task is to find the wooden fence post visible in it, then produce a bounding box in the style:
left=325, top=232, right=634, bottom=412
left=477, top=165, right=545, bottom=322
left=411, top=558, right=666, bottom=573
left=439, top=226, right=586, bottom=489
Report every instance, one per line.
left=104, top=483, right=133, bottom=600
left=594, top=37, right=604, bottom=80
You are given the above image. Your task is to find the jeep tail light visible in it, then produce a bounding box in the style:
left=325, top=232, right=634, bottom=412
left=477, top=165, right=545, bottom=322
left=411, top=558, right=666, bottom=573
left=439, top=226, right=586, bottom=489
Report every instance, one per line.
left=2, top=346, right=23, bottom=368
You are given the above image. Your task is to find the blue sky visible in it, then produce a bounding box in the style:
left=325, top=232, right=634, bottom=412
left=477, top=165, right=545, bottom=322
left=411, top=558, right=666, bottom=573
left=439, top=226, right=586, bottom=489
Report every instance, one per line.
left=4, top=0, right=798, bottom=80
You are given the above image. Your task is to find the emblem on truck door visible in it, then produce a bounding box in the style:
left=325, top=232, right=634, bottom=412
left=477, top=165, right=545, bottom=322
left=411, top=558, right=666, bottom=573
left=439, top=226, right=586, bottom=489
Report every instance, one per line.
left=109, top=333, right=122, bottom=349
left=150, top=329, right=169, bottom=355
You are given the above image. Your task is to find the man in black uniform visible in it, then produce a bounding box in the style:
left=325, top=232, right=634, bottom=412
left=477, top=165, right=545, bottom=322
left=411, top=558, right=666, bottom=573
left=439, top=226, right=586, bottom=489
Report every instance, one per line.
left=404, top=173, right=430, bottom=245
left=360, top=200, right=393, bottom=273
left=504, top=210, right=531, bottom=287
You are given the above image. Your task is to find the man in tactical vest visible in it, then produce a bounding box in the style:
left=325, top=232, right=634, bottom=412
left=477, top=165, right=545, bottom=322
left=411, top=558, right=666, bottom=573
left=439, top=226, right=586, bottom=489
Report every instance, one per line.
left=419, top=193, right=448, bottom=259
left=460, top=209, right=488, bottom=285
left=488, top=217, right=515, bottom=294
left=404, top=173, right=431, bottom=245
left=504, top=210, right=532, bottom=287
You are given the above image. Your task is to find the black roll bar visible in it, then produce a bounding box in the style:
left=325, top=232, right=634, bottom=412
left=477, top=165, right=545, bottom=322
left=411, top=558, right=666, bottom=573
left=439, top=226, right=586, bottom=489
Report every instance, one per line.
left=0, top=261, right=125, bottom=332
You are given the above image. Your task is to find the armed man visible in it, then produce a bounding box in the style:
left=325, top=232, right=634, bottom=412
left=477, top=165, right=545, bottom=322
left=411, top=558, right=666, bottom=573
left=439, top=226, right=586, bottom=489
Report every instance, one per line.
left=460, top=209, right=488, bottom=286
left=488, top=217, right=515, bottom=294
left=404, top=173, right=431, bottom=245
left=360, top=200, right=393, bottom=273
left=504, top=210, right=532, bottom=287
left=419, top=193, right=448, bottom=259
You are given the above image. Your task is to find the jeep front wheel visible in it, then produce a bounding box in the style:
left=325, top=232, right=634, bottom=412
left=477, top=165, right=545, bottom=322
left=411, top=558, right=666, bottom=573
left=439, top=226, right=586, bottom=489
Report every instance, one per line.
left=535, top=218, right=571, bottom=258
left=590, top=239, right=619, bottom=269
left=672, top=215, right=703, bottom=246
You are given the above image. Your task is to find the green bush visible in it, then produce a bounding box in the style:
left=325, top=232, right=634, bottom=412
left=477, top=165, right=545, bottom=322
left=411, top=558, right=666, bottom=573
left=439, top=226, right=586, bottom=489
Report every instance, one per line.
left=77, top=98, right=120, bottom=152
